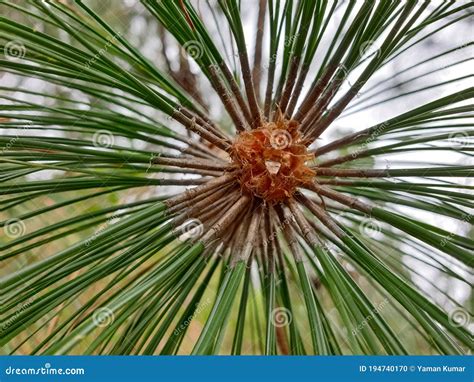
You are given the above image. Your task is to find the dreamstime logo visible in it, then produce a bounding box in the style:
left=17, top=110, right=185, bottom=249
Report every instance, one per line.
left=270, top=129, right=292, bottom=149
left=178, top=218, right=204, bottom=241
left=448, top=131, right=470, bottom=148
left=182, top=40, right=203, bottom=59
left=271, top=307, right=292, bottom=327
left=4, top=40, right=26, bottom=61
left=3, top=219, right=26, bottom=239
left=449, top=308, right=470, bottom=328
left=92, top=130, right=114, bottom=148
left=92, top=307, right=114, bottom=327
left=4, top=362, right=85, bottom=376
left=359, top=40, right=381, bottom=60
left=359, top=218, right=381, bottom=239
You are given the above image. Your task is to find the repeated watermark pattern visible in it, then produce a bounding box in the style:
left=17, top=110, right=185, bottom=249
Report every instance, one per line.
left=1, top=298, right=34, bottom=335
left=352, top=122, right=389, bottom=158
left=85, top=213, right=120, bottom=247
left=359, top=217, right=382, bottom=239
left=352, top=298, right=389, bottom=336
left=440, top=212, right=471, bottom=247
left=448, top=307, right=471, bottom=328
left=92, top=307, right=115, bottom=328
left=181, top=40, right=204, bottom=60
left=264, top=33, right=299, bottom=69
left=83, top=33, right=121, bottom=70
left=1, top=121, right=32, bottom=153
left=359, top=40, right=381, bottom=60
left=4, top=40, right=26, bottom=61
left=3, top=218, right=27, bottom=239
left=92, top=130, right=115, bottom=148
left=448, top=131, right=470, bottom=148
left=270, top=129, right=292, bottom=149
left=178, top=218, right=204, bottom=242
left=173, top=298, right=211, bottom=336
left=271, top=307, right=292, bottom=327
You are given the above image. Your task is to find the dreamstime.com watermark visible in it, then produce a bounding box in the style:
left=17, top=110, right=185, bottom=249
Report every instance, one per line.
left=173, top=298, right=211, bottom=336
left=264, top=33, right=299, bottom=69
left=440, top=212, right=472, bottom=247
left=84, top=213, right=120, bottom=247
left=351, top=122, right=389, bottom=159
left=4, top=363, right=84, bottom=376
left=1, top=121, right=32, bottom=153
left=1, top=298, right=34, bottom=335
left=352, top=298, right=389, bottom=336
left=83, top=33, right=121, bottom=70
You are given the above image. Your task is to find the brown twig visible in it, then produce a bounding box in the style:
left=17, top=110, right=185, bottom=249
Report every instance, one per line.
left=166, top=173, right=236, bottom=207
left=201, top=194, right=251, bottom=246
left=153, top=156, right=233, bottom=172
left=252, top=0, right=267, bottom=103
left=209, top=64, right=249, bottom=131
